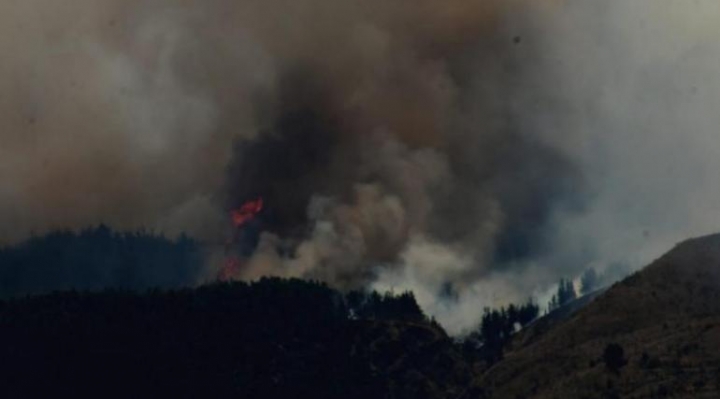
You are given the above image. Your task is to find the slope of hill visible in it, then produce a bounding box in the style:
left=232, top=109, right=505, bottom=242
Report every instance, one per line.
left=477, top=234, right=720, bottom=398
left=503, top=287, right=606, bottom=356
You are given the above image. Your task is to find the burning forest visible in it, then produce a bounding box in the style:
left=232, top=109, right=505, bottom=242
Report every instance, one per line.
left=2, top=0, right=720, bottom=335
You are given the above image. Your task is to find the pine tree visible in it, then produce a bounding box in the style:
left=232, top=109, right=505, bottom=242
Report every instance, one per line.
left=580, top=268, right=599, bottom=295
left=548, top=278, right=577, bottom=311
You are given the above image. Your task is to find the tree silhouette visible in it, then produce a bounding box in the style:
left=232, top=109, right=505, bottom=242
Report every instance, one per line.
left=464, top=300, right=539, bottom=365
left=603, top=343, right=628, bottom=374
left=345, top=290, right=425, bottom=322
left=580, top=268, right=599, bottom=295
left=548, top=278, right=577, bottom=311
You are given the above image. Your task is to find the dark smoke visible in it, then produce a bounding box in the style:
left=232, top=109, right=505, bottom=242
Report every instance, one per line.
left=2, top=0, right=719, bottom=333
left=227, top=70, right=585, bottom=275
left=226, top=72, right=341, bottom=238
left=223, top=6, right=586, bottom=310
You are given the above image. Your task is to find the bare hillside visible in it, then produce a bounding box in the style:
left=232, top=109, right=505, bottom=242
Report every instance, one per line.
left=477, top=234, right=720, bottom=398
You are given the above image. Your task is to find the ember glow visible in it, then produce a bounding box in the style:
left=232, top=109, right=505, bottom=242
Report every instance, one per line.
left=219, top=198, right=265, bottom=281
left=230, top=198, right=264, bottom=228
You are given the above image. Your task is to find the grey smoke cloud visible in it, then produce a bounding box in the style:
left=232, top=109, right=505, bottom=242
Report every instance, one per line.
left=2, top=0, right=720, bottom=334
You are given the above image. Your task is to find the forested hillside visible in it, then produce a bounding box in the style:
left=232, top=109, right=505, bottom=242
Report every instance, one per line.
left=0, top=226, right=204, bottom=297
left=0, top=278, right=479, bottom=398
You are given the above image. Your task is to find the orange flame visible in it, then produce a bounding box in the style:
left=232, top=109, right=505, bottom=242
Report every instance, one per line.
left=219, top=197, right=264, bottom=281
left=230, top=198, right=264, bottom=228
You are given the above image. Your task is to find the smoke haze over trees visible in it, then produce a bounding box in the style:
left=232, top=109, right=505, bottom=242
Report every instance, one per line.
left=547, top=278, right=577, bottom=312
left=2, top=1, right=720, bottom=332
left=0, top=226, right=205, bottom=298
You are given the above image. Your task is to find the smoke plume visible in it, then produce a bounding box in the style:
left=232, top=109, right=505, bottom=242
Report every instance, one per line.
left=2, top=0, right=720, bottom=333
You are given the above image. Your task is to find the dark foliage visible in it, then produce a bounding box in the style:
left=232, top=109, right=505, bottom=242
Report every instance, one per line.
left=548, top=278, right=577, bottom=311
left=347, top=290, right=426, bottom=322
left=463, top=301, right=540, bottom=365
left=603, top=343, right=628, bottom=374
left=0, top=226, right=205, bottom=297
left=0, top=277, right=471, bottom=398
